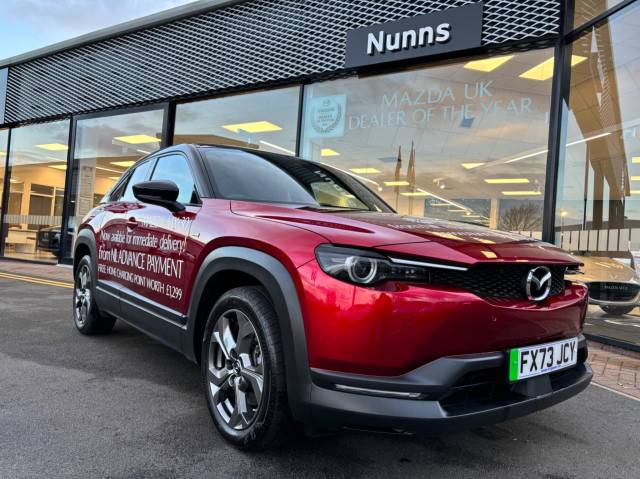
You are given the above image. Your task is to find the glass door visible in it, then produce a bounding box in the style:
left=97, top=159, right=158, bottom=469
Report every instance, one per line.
left=0, top=120, right=70, bottom=263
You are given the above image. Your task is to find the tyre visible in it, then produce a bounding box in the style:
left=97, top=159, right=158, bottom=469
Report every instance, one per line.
left=73, top=255, right=116, bottom=334
left=201, top=286, right=291, bottom=450
left=600, top=304, right=636, bottom=316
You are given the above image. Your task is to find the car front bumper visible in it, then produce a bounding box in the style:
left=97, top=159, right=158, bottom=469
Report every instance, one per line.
left=581, top=281, right=640, bottom=307
left=305, top=335, right=592, bottom=435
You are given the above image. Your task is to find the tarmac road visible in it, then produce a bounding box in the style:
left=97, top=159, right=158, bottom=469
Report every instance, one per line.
left=0, top=276, right=638, bottom=479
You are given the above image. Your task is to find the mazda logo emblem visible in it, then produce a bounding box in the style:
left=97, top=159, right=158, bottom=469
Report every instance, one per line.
left=525, top=266, right=552, bottom=301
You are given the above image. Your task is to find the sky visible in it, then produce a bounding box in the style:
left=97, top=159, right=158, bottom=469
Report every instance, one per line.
left=0, top=0, right=198, bottom=61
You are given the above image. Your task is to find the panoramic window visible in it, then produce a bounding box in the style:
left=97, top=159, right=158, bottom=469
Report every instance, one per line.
left=301, top=48, right=575, bottom=236
left=0, top=120, right=70, bottom=262
left=63, top=109, right=164, bottom=259
left=556, top=3, right=640, bottom=347
left=173, top=86, right=300, bottom=155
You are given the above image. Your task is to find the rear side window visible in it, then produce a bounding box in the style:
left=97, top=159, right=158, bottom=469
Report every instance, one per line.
left=150, top=154, right=199, bottom=204
left=120, top=161, right=152, bottom=202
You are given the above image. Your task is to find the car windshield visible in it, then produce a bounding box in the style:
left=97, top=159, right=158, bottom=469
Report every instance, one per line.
left=200, top=147, right=393, bottom=212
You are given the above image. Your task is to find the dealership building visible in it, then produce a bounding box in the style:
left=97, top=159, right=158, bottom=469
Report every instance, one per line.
left=0, top=0, right=639, bottom=349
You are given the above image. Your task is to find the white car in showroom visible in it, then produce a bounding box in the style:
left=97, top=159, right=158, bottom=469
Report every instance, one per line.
left=566, top=256, right=640, bottom=316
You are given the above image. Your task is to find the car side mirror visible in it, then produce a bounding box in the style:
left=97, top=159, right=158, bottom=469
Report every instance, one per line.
left=132, top=180, right=186, bottom=213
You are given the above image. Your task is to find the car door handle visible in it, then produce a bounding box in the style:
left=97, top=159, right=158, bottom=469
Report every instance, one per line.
left=126, top=217, right=138, bottom=229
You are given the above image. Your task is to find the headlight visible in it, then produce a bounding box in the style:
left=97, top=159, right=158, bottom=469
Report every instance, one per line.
left=315, top=245, right=430, bottom=286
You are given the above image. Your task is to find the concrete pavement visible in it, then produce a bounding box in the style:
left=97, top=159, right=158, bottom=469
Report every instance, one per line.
left=0, top=271, right=639, bottom=478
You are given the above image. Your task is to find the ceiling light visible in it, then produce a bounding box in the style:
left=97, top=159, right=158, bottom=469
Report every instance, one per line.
left=462, top=162, right=485, bottom=169
left=429, top=202, right=451, bottom=207
left=519, top=55, right=587, bottom=81
left=349, top=167, right=381, bottom=174
left=48, top=164, right=67, bottom=171
left=384, top=180, right=410, bottom=186
left=447, top=209, right=467, bottom=213
left=114, top=135, right=160, bottom=144
left=259, top=140, right=295, bottom=155
left=9, top=178, right=21, bottom=183
left=484, top=178, right=530, bottom=184
left=630, top=176, right=640, bottom=181
left=401, top=190, right=430, bottom=197
left=571, top=55, right=588, bottom=66
left=566, top=132, right=610, bottom=147
left=111, top=160, right=136, bottom=168
left=502, top=190, right=542, bottom=196
left=464, top=55, right=514, bottom=72
left=108, top=176, right=121, bottom=181
left=430, top=232, right=464, bottom=241
left=500, top=132, right=611, bottom=166
left=504, top=149, right=548, bottom=164
left=222, top=121, right=282, bottom=133
left=321, top=148, right=340, bottom=157
left=633, top=157, right=640, bottom=164
left=96, top=166, right=125, bottom=174
left=631, top=190, right=640, bottom=195
left=35, top=143, right=68, bottom=151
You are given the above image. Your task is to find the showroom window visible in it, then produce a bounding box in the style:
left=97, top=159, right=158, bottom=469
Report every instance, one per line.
left=573, top=0, right=628, bottom=30
left=301, top=49, right=569, bottom=236
left=556, top=1, right=640, bottom=349
left=556, top=2, right=640, bottom=252
left=62, top=108, right=165, bottom=260
left=0, top=129, right=8, bottom=223
left=0, top=120, right=70, bottom=262
left=173, top=86, right=300, bottom=155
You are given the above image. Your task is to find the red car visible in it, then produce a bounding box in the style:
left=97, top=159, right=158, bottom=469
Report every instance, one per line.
left=72, top=144, right=592, bottom=449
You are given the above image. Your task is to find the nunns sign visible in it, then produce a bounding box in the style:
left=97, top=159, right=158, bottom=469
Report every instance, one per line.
left=344, top=2, right=483, bottom=68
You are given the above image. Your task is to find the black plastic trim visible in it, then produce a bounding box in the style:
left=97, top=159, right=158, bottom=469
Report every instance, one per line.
left=307, top=335, right=591, bottom=435
left=311, top=351, right=504, bottom=398
left=184, top=246, right=312, bottom=422
left=312, top=335, right=587, bottom=398
left=307, top=363, right=592, bottom=435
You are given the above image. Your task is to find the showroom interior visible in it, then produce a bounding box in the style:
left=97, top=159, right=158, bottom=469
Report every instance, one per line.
left=0, top=0, right=639, bottom=350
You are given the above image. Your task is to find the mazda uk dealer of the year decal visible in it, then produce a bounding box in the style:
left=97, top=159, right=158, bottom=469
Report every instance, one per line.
left=344, top=2, right=483, bottom=68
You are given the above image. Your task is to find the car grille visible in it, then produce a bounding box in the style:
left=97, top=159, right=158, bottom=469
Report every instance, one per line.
left=587, top=282, right=640, bottom=302
left=430, top=264, right=567, bottom=300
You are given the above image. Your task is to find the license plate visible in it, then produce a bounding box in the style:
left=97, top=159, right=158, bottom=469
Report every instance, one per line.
left=508, top=337, right=578, bottom=382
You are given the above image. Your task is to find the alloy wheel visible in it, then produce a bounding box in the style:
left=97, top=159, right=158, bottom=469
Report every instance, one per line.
left=74, top=264, right=92, bottom=327
left=207, top=309, right=265, bottom=430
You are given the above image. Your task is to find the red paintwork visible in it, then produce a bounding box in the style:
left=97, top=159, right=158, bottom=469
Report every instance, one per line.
left=298, top=261, right=587, bottom=376
left=85, top=197, right=587, bottom=377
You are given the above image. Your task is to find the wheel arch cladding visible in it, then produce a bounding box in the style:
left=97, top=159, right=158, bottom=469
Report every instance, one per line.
left=186, top=246, right=312, bottom=422
left=74, top=229, right=98, bottom=275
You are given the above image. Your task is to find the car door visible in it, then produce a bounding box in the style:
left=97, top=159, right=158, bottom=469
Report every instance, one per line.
left=95, top=159, right=153, bottom=317
left=118, top=152, right=201, bottom=338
